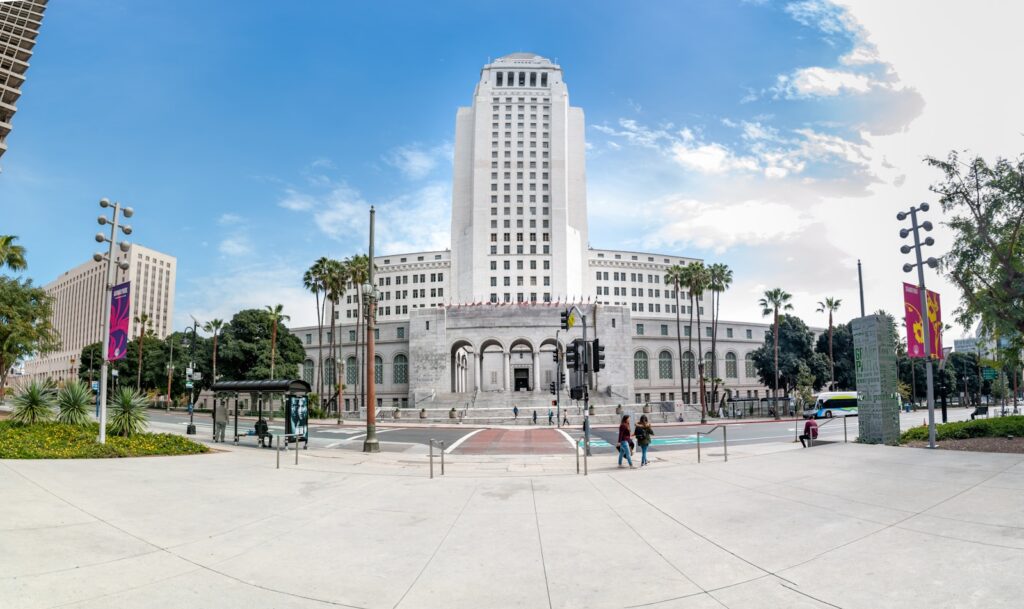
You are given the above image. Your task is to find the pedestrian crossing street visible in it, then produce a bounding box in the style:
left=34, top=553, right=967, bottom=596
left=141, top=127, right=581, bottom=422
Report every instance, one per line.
left=589, top=435, right=718, bottom=448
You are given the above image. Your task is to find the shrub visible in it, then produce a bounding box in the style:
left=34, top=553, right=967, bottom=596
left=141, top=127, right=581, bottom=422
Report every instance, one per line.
left=57, top=380, right=93, bottom=426
left=11, top=381, right=56, bottom=424
left=901, top=416, right=1024, bottom=443
left=0, top=421, right=208, bottom=458
left=107, top=388, right=149, bottom=437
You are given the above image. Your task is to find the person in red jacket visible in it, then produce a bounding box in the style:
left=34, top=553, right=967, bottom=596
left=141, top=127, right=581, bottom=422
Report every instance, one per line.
left=800, top=418, right=819, bottom=447
left=617, top=414, right=634, bottom=468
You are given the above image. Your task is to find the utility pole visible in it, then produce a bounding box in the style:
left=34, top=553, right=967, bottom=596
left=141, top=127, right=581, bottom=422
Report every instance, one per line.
left=184, top=319, right=199, bottom=435
left=165, top=334, right=174, bottom=412
left=898, top=202, right=939, bottom=448
left=92, top=198, right=133, bottom=444
left=363, top=206, right=380, bottom=453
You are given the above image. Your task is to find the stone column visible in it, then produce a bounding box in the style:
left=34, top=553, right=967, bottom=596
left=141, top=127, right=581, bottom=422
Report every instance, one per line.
left=504, top=352, right=512, bottom=391
left=532, top=351, right=540, bottom=392
left=474, top=352, right=481, bottom=392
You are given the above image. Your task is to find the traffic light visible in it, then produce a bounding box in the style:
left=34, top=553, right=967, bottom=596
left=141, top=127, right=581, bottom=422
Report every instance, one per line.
left=560, top=309, right=571, bottom=330
left=549, top=382, right=556, bottom=395
left=593, top=338, right=606, bottom=371
left=565, top=340, right=579, bottom=371
left=570, top=386, right=584, bottom=400
left=559, top=371, right=566, bottom=386
left=552, top=349, right=559, bottom=363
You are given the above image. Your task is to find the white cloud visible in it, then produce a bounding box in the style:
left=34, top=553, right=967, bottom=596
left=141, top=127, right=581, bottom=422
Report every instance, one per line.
left=649, top=198, right=811, bottom=253
left=776, top=67, right=873, bottom=98
left=218, top=234, right=253, bottom=257
left=384, top=142, right=453, bottom=180
left=279, top=190, right=316, bottom=211
left=670, top=141, right=759, bottom=174
left=217, top=213, right=242, bottom=225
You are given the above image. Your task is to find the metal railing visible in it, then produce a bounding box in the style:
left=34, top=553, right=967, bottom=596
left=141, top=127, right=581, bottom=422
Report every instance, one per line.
left=576, top=436, right=589, bottom=475
left=275, top=433, right=304, bottom=469
left=807, top=416, right=848, bottom=446
left=696, top=425, right=728, bottom=463
left=429, top=438, right=446, bottom=478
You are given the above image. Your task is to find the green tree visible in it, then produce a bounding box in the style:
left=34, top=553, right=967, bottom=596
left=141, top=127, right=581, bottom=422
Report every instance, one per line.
left=265, top=304, right=290, bottom=379
left=759, top=288, right=793, bottom=419
left=218, top=309, right=304, bottom=381
left=0, top=235, right=28, bottom=273
left=324, top=259, right=349, bottom=412
left=751, top=314, right=829, bottom=399
left=664, top=264, right=688, bottom=409
left=816, top=297, right=842, bottom=390
left=133, top=312, right=151, bottom=391
left=684, top=262, right=710, bottom=422
left=202, top=319, right=225, bottom=384
left=927, top=152, right=1024, bottom=339
left=815, top=323, right=856, bottom=390
left=346, top=254, right=370, bottom=410
left=0, top=277, right=59, bottom=398
left=707, top=263, right=732, bottom=409
left=304, top=257, right=330, bottom=401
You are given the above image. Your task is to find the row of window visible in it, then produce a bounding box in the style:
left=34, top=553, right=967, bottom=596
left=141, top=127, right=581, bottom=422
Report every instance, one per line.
left=493, top=72, right=549, bottom=88
left=304, top=326, right=407, bottom=345
left=372, top=272, right=443, bottom=288
left=490, top=232, right=550, bottom=242
left=490, top=293, right=552, bottom=303
left=636, top=323, right=756, bottom=340
left=305, top=353, right=408, bottom=386
left=633, top=351, right=756, bottom=380
left=490, top=276, right=550, bottom=287
left=596, top=271, right=664, bottom=284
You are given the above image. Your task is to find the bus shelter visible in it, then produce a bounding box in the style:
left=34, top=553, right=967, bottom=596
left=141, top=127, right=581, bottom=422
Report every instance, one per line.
left=211, top=379, right=312, bottom=448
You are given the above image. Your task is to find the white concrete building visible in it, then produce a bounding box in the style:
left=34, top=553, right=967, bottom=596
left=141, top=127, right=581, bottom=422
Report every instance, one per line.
left=0, top=0, right=46, bottom=163
left=23, top=244, right=177, bottom=383
left=290, top=53, right=788, bottom=417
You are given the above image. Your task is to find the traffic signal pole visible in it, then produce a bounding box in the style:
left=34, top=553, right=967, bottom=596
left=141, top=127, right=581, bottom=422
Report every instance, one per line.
left=555, top=329, right=562, bottom=428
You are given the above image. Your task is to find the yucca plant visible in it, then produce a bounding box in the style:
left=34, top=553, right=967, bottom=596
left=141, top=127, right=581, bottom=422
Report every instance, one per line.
left=107, top=387, right=150, bottom=437
left=57, top=380, right=93, bottom=426
left=11, top=381, right=56, bottom=424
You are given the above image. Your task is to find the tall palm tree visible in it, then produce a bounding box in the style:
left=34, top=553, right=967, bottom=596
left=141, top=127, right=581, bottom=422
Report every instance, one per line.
left=133, top=313, right=150, bottom=390
left=304, top=257, right=330, bottom=402
left=707, top=263, right=733, bottom=409
left=0, top=235, right=28, bottom=272
left=816, top=297, right=842, bottom=390
left=664, top=264, right=687, bottom=411
left=346, top=254, right=370, bottom=411
left=685, top=262, right=710, bottom=423
left=202, top=319, right=224, bottom=385
left=324, top=259, right=349, bottom=416
left=265, top=304, right=290, bottom=380
left=759, top=288, right=793, bottom=420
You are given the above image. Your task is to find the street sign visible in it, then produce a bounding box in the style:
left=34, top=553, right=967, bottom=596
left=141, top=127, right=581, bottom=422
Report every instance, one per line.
left=185, top=381, right=194, bottom=389
left=111, top=369, right=118, bottom=377
left=982, top=367, right=998, bottom=380
left=192, top=371, right=202, bottom=380
left=91, top=381, right=99, bottom=391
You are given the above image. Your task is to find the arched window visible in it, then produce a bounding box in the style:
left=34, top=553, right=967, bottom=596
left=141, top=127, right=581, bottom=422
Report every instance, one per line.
left=682, top=352, right=695, bottom=378
left=374, top=355, right=383, bottom=385
left=745, top=353, right=755, bottom=378
left=346, top=356, right=357, bottom=385
left=393, top=354, right=408, bottom=384
left=704, top=352, right=715, bottom=377
left=725, top=352, right=738, bottom=378
left=302, top=359, right=314, bottom=385
left=658, top=351, right=673, bottom=379
left=324, top=358, right=335, bottom=386
left=634, top=351, right=649, bottom=380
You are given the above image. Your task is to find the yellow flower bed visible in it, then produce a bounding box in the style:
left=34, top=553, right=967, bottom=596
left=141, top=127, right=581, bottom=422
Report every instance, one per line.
left=0, top=422, right=209, bottom=459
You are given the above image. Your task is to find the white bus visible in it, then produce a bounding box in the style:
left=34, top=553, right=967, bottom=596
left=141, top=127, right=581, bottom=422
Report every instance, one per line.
left=803, top=391, right=858, bottom=419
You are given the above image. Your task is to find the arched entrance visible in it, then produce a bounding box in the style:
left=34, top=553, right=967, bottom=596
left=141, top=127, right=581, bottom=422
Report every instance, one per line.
left=450, top=339, right=475, bottom=393
left=509, top=338, right=535, bottom=392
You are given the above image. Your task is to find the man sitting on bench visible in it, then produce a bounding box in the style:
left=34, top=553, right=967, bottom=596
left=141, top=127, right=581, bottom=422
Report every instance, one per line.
left=800, top=418, right=819, bottom=447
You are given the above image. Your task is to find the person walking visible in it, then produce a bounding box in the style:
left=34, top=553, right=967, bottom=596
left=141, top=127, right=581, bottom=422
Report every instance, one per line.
left=213, top=399, right=228, bottom=443
left=799, top=417, right=819, bottom=447
left=513, top=405, right=519, bottom=421
left=635, top=414, right=654, bottom=466
left=532, top=410, right=538, bottom=425
left=548, top=408, right=554, bottom=425
left=617, top=414, right=634, bottom=468
left=562, top=411, right=569, bottom=426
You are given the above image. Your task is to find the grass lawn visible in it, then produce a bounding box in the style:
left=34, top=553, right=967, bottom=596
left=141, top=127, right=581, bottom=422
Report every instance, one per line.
left=0, top=421, right=209, bottom=459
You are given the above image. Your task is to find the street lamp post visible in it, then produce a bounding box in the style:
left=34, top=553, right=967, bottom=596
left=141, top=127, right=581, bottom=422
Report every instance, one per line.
left=363, top=206, right=380, bottom=453
left=898, top=202, right=939, bottom=448
left=92, top=198, right=133, bottom=444
left=183, top=319, right=199, bottom=434
left=165, top=333, right=174, bottom=412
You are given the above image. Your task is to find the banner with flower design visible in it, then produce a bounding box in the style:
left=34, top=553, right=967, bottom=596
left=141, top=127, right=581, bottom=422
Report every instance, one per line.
left=108, top=282, right=131, bottom=360
left=903, top=282, right=943, bottom=359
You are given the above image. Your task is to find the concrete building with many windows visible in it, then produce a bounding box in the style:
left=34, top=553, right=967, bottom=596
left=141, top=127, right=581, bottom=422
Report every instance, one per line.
left=290, top=53, right=785, bottom=418
left=0, top=0, right=46, bottom=162
left=23, top=244, right=177, bottom=383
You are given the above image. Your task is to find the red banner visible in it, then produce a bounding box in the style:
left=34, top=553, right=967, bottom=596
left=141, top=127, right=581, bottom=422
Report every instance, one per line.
left=903, top=282, right=943, bottom=359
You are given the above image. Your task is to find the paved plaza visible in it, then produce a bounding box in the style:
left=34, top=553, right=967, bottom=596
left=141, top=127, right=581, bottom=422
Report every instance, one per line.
left=3, top=437, right=1024, bottom=609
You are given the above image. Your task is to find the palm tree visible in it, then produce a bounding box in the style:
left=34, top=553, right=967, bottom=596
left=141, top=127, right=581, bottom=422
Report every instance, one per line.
left=202, top=319, right=224, bottom=385
left=759, top=288, right=794, bottom=420
left=303, top=257, right=330, bottom=402
left=708, top=263, right=733, bottom=410
left=133, top=313, right=151, bottom=391
left=346, top=254, right=370, bottom=411
left=324, top=259, right=349, bottom=416
left=664, top=264, right=688, bottom=411
left=685, top=262, right=710, bottom=423
left=0, top=235, right=28, bottom=272
left=816, top=297, right=842, bottom=390
left=265, top=304, right=290, bottom=379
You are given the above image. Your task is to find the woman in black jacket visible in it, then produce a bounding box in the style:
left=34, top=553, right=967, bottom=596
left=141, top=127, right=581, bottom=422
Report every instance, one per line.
left=617, top=415, right=634, bottom=468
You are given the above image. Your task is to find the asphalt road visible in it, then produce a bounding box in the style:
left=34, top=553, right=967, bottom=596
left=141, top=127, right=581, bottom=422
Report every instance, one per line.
left=145, top=406, right=978, bottom=454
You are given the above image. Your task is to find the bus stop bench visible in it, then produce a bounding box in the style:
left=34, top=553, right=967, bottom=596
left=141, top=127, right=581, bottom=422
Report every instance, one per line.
left=971, top=406, right=989, bottom=420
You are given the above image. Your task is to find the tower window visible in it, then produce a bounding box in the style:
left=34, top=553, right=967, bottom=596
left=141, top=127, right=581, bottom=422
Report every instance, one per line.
left=541, top=73, right=548, bottom=87
left=496, top=72, right=503, bottom=87
left=530, top=72, right=537, bottom=87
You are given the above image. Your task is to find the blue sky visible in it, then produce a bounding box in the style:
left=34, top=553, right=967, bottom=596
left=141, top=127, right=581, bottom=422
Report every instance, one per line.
left=3, top=0, right=1022, bottom=336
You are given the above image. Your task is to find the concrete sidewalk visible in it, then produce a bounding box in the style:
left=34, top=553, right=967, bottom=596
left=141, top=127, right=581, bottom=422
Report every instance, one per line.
left=2, top=441, right=1023, bottom=608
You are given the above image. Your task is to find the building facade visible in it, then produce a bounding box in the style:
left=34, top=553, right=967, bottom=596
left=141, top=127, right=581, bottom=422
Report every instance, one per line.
left=290, top=54, right=781, bottom=413
left=0, top=0, right=46, bottom=162
left=23, top=244, right=177, bottom=383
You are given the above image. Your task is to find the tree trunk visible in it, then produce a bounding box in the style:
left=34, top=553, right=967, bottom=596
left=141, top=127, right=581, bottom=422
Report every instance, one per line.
left=315, top=290, right=323, bottom=407
left=828, top=312, right=834, bottom=390
left=136, top=326, right=144, bottom=391
left=329, top=301, right=336, bottom=411
left=212, top=335, right=218, bottom=385
left=334, top=299, right=342, bottom=418
left=697, top=299, right=706, bottom=424
left=687, top=293, right=694, bottom=404
left=674, top=282, right=684, bottom=409
left=773, top=309, right=780, bottom=420
left=270, top=323, right=277, bottom=380
left=710, top=289, right=720, bottom=411
left=355, top=286, right=362, bottom=413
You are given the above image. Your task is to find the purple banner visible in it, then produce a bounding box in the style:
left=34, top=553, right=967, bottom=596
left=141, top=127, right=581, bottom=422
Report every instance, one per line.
left=108, top=281, right=131, bottom=361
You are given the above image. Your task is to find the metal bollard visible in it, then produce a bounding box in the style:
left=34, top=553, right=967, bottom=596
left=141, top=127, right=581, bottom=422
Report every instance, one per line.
left=276, top=435, right=281, bottom=469
left=723, top=426, right=728, bottom=462
left=844, top=417, right=848, bottom=443
left=440, top=441, right=445, bottom=476
left=429, top=438, right=434, bottom=479
left=583, top=439, right=588, bottom=476
left=576, top=438, right=580, bottom=474
left=295, top=436, right=299, bottom=465
left=697, top=432, right=702, bottom=463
